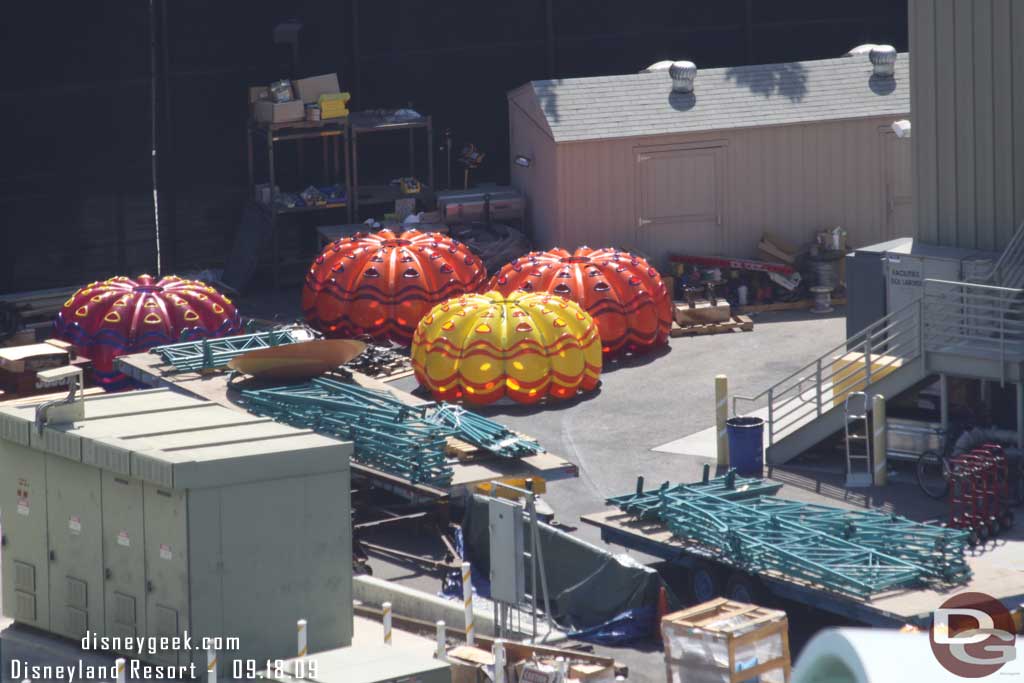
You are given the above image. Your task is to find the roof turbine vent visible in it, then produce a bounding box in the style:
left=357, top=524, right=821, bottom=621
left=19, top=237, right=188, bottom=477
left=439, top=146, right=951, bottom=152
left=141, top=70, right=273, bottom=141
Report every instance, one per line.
left=668, top=61, right=697, bottom=93
left=869, top=45, right=897, bottom=77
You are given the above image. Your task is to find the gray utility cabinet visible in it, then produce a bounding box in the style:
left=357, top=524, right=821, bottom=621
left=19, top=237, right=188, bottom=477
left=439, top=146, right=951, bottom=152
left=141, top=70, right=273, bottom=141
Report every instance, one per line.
left=846, top=237, right=997, bottom=338
left=0, top=388, right=353, bottom=668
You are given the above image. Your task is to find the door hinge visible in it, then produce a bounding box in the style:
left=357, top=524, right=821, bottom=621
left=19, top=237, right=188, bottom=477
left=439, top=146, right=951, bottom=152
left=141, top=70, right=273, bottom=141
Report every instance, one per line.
left=638, top=217, right=652, bottom=227
left=637, top=155, right=651, bottom=162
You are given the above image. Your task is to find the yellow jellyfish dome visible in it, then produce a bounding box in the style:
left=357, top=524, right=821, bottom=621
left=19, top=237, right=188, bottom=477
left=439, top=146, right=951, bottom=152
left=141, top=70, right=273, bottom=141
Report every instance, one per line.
left=411, top=290, right=602, bottom=405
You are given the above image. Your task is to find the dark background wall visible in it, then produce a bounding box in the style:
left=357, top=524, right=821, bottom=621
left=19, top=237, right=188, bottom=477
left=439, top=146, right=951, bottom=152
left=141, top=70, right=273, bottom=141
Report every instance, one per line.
left=0, top=0, right=907, bottom=293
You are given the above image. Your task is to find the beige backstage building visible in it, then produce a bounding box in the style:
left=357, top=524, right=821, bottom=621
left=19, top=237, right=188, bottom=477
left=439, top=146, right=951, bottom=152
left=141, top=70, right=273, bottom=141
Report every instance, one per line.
left=508, top=53, right=911, bottom=268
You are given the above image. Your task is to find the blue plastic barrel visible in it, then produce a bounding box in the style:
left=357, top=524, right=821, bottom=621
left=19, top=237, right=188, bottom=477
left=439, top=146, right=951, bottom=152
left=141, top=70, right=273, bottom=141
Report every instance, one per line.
left=726, top=417, right=765, bottom=476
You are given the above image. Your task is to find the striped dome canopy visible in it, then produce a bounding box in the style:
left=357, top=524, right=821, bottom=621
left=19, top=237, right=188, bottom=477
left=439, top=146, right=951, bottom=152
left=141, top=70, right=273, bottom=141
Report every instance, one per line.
left=411, top=290, right=602, bottom=405
left=302, top=229, right=487, bottom=345
left=55, top=275, right=242, bottom=388
left=490, top=247, right=672, bottom=355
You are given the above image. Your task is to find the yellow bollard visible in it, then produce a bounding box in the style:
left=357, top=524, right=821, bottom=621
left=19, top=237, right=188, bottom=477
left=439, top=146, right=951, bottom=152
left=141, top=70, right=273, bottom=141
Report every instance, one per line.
left=207, top=648, right=217, bottom=683
left=297, top=619, right=308, bottom=657
left=873, top=394, right=887, bottom=486
left=383, top=602, right=393, bottom=645
left=716, top=375, right=729, bottom=467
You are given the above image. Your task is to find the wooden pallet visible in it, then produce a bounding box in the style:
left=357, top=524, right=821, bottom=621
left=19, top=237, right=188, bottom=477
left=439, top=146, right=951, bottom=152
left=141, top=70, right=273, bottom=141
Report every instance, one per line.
left=0, top=286, right=78, bottom=324
left=445, top=436, right=480, bottom=460
left=736, top=297, right=846, bottom=314
left=671, top=315, right=754, bottom=338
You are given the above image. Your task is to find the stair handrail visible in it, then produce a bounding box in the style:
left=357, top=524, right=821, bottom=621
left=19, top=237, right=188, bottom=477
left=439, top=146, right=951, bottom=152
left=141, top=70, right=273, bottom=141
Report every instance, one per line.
left=732, top=298, right=923, bottom=446
left=985, top=221, right=1024, bottom=288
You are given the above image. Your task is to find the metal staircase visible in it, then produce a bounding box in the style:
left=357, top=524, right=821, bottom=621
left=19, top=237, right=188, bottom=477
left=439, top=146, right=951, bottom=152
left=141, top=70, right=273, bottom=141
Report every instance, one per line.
left=735, top=226, right=1024, bottom=466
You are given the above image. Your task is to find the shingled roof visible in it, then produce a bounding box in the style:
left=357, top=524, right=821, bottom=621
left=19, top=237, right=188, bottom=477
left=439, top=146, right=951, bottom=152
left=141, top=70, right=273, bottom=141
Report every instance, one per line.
left=518, top=54, right=909, bottom=143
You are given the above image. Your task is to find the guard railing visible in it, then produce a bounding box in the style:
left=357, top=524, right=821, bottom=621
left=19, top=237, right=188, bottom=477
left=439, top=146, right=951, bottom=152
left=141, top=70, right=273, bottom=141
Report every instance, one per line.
left=735, top=274, right=1024, bottom=448
left=923, top=278, right=1024, bottom=384
left=733, top=299, right=922, bottom=447
left=987, top=222, right=1024, bottom=290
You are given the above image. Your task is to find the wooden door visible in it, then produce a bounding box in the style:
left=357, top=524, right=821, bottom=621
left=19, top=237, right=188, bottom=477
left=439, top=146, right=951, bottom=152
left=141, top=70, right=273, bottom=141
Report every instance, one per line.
left=882, top=130, right=913, bottom=240
left=636, top=145, right=724, bottom=269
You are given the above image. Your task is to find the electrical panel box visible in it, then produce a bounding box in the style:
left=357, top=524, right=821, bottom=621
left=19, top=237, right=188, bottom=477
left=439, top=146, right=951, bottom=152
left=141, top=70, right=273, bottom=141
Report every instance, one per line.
left=488, top=497, right=525, bottom=604
left=0, top=388, right=354, bottom=669
left=884, top=241, right=997, bottom=317
left=847, top=238, right=998, bottom=338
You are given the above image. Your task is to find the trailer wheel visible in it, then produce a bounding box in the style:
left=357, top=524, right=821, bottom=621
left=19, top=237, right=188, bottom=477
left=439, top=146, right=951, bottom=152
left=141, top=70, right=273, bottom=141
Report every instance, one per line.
left=689, top=563, right=721, bottom=603
left=725, top=572, right=762, bottom=604
left=1000, top=510, right=1014, bottom=529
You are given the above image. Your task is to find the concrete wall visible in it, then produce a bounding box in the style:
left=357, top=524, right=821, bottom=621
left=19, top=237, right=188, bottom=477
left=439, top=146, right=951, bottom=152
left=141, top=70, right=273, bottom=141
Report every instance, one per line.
left=510, top=113, right=911, bottom=262
left=910, top=0, right=1024, bottom=250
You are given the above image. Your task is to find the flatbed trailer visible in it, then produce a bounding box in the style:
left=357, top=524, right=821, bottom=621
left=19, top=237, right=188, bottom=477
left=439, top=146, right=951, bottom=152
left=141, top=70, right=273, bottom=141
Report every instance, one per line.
left=582, top=508, right=1024, bottom=628
left=115, top=351, right=578, bottom=501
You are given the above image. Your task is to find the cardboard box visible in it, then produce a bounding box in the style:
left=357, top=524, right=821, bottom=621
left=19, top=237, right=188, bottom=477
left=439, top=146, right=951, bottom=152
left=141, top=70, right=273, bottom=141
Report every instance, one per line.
left=254, top=99, right=305, bottom=123
left=248, top=86, right=271, bottom=105
left=568, top=663, right=615, bottom=682
left=294, top=73, right=340, bottom=104
left=0, top=343, right=68, bottom=374
left=447, top=646, right=493, bottom=683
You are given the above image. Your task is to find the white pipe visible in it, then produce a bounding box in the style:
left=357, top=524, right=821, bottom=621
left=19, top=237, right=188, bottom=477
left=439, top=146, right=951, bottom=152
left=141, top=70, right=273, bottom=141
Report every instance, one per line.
left=462, top=562, right=475, bottom=646
left=436, top=620, right=447, bottom=661
left=793, top=627, right=1020, bottom=682
left=383, top=601, right=393, bottom=645
left=297, top=619, right=308, bottom=657
left=207, top=648, right=217, bottom=683
left=115, top=658, right=126, bottom=683
left=493, top=640, right=506, bottom=683
left=555, top=656, right=568, bottom=683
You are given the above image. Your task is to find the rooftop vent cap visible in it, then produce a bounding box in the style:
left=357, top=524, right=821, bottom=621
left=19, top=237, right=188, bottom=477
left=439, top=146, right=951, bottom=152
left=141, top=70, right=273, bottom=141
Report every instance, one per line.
left=668, top=61, right=697, bottom=93
left=869, top=45, right=897, bottom=77
left=642, top=60, right=674, bottom=73
left=845, top=44, right=878, bottom=57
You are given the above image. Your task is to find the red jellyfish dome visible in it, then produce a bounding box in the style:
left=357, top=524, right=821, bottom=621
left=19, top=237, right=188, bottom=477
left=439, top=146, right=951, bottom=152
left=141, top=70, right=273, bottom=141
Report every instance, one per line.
left=301, top=229, right=487, bottom=344
left=490, top=247, right=672, bottom=354
left=54, top=275, right=243, bottom=388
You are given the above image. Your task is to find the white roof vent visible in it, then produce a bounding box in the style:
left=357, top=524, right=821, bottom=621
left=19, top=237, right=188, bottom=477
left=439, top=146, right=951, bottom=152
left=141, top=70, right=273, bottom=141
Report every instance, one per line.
left=668, top=61, right=697, bottom=93
left=642, top=60, right=673, bottom=73
left=869, top=45, right=897, bottom=77
left=845, top=44, right=877, bottom=57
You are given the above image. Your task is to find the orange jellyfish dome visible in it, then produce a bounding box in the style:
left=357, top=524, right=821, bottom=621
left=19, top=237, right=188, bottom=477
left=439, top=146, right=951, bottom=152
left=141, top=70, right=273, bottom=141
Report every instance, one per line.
left=490, top=247, right=672, bottom=354
left=411, top=290, right=602, bottom=405
left=54, top=275, right=242, bottom=388
left=302, top=229, right=487, bottom=344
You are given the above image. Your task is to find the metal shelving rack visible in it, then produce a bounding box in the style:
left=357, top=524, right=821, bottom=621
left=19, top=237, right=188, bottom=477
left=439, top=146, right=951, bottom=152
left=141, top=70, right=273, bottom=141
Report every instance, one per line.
left=348, top=111, right=434, bottom=219
left=247, top=117, right=352, bottom=286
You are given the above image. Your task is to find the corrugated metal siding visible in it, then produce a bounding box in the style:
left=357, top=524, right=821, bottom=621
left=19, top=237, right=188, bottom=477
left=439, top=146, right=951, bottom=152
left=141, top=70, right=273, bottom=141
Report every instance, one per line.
left=911, top=0, right=1024, bottom=250
left=549, top=115, right=906, bottom=258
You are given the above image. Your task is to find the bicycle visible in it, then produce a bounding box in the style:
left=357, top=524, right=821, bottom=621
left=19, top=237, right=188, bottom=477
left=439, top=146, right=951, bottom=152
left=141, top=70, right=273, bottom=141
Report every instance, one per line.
left=917, top=430, right=1024, bottom=507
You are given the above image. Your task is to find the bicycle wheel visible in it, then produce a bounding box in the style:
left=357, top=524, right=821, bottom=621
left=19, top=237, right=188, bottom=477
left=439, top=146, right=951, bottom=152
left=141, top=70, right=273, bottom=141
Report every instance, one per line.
left=1009, top=465, right=1024, bottom=508
left=917, top=449, right=950, bottom=499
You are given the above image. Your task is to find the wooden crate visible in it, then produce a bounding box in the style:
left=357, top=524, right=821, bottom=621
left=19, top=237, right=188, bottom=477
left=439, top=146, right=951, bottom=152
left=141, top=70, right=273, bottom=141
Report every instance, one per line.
left=673, top=299, right=731, bottom=326
left=661, top=598, right=790, bottom=683
left=670, top=315, right=754, bottom=338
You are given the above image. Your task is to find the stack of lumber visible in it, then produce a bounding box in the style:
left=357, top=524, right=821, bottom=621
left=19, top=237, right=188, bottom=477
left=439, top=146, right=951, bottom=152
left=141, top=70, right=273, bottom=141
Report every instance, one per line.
left=0, top=286, right=78, bottom=344
left=671, top=298, right=754, bottom=337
